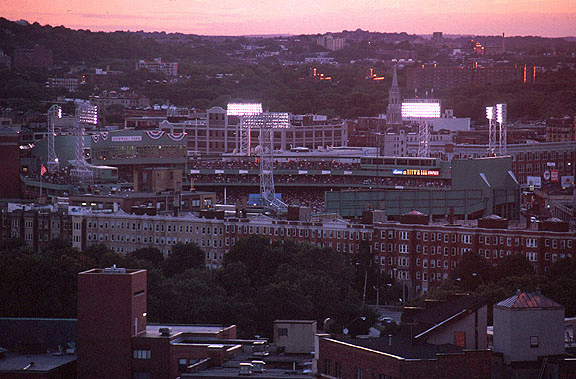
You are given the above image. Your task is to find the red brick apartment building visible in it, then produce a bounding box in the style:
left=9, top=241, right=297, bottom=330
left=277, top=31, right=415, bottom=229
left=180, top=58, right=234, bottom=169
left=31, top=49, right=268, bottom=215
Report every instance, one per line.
left=224, top=210, right=575, bottom=297
left=77, top=267, right=237, bottom=379
left=0, top=127, right=21, bottom=198
left=319, top=338, right=491, bottom=379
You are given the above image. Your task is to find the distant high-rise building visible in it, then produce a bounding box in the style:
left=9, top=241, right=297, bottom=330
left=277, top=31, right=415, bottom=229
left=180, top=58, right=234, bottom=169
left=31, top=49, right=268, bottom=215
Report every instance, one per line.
left=406, top=64, right=535, bottom=90
left=546, top=116, right=576, bottom=142
left=136, top=57, right=178, bottom=76
left=386, top=65, right=402, bottom=126
left=432, top=32, right=443, bottom=45
left=316, top=34, right=345, bottom=51
left=13, top=45, right=53, bottom=70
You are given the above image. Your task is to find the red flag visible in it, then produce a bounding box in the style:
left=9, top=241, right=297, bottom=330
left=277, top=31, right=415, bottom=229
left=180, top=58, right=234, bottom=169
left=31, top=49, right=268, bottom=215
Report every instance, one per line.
left=40, top=165, right=47, bottom=176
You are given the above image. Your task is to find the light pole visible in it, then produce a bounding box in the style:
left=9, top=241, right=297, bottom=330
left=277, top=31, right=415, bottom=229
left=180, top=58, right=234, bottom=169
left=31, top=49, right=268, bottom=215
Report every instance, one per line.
left=356, top=262, right=368, bottom=308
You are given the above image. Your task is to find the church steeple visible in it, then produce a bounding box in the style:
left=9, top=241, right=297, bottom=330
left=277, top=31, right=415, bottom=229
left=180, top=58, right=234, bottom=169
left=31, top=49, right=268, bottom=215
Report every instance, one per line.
left=386, top=65, right=402, bottom=126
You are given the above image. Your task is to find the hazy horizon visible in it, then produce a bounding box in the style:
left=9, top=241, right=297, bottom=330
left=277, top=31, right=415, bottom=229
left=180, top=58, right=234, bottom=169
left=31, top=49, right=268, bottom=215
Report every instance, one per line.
left=2, top=0, right=576, bottom=38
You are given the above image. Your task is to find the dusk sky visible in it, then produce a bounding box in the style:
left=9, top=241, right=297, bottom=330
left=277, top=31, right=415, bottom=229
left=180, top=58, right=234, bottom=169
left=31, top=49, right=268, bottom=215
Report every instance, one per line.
left=2, top=0, right=576, bottom=37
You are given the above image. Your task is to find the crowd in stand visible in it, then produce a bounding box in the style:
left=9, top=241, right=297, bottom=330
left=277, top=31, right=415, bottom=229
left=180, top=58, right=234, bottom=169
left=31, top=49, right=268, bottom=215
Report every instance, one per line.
left=191, top=174, right=450, bottom=188
left=191, top=159, right=360, bottom=171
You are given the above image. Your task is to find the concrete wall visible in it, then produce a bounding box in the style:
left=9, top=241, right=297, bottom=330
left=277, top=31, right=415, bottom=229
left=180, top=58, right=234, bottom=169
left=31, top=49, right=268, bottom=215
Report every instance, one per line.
left=494, top=307, right=565, bottom=363
left=274, top=321, right=316, bottom=354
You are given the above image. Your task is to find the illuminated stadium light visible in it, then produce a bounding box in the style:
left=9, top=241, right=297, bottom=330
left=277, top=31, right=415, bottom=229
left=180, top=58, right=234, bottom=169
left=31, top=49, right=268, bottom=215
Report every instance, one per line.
left=401, top=100, right=441, bottom=119
left=227, top=103, right=263, bottom=116
left=486, top=106, right=495, bottom=121
left=78, top=104, right=98, bottom=125
left=496, top=103, right=507, bottom=124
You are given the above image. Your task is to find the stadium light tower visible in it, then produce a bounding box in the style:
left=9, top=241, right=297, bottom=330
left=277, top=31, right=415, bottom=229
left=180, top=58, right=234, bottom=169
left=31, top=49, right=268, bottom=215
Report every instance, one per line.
left=227, top=103, right=263, bottom=155
left=486, top=103, right=507, bottom=156
left=486, top=106, right=496, bottom=156
left=46, top=105, right=62, bottom=173
left=70, top=102, right=97, bottom=183
left=243, top=112, right=290, bottom=212
left=401, top=99, right=441, bottom=157
left=496, top=103, right=507, bottom=156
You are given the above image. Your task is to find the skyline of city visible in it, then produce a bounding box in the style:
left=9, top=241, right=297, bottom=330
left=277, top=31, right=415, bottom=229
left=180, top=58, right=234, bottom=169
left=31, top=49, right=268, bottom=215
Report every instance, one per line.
left=2, top=0, right=576, bottom=37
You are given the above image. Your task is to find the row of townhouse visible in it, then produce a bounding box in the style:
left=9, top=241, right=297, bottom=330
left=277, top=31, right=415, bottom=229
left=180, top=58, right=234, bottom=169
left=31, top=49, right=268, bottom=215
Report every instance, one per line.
left=69, top=210, right=576, bottom=291
left=71, top=210, right=227, bottom=268
left=4, top=205, right=574, bottom=298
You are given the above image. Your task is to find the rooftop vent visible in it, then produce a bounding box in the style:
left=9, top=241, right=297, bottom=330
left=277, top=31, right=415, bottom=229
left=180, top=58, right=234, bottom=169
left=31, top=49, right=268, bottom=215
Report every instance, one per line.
left=159, top=327, right=172, bottom=336
left=239, top=362, right=253, bottom=376
left=102, top=264, right=126, bottom=274
left=251, top=360, right=265, bottom=373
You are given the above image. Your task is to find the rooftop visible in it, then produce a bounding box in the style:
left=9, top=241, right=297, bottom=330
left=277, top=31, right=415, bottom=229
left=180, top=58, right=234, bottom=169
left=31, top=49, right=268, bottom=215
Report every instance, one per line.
left=0, top=352, right=76, bottom=373
left=333, top=329, right=465, bottom=360
left=495, top=291, right=563, bottom=310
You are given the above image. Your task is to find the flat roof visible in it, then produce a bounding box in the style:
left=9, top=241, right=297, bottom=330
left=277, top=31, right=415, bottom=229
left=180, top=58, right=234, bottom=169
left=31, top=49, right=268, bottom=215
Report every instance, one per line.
left=140, top=324, right=231, bottom=339
left=0, top=353, right=76, bottom=373
left=182, top=367, right=314, bottom=378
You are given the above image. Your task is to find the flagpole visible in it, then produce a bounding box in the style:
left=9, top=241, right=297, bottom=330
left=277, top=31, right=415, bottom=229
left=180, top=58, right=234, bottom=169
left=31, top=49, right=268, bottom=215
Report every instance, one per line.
left=39, top=172, right=43, bottom=201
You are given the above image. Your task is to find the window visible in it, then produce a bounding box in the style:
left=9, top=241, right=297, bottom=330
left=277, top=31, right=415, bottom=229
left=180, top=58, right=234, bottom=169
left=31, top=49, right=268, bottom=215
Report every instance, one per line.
left=178, top=358, right=188, bottom=372
left=133, top=350, right=151, bottom=359
left=323, top=359, right=331, bottom=375
left=277, top=328, right=288, bottom=337
left=355, top=368, right=364, bottom=379
left=454, top=332, right=466, bottom=347
left=530, top=336, right=539, bottom=348
left=335, top=362, right=342, bottom=378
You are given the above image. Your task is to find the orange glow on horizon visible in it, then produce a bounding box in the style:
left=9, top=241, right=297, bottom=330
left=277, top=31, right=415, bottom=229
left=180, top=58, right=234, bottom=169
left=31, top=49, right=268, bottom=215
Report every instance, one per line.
left=1, top=0, right=575, bottom=37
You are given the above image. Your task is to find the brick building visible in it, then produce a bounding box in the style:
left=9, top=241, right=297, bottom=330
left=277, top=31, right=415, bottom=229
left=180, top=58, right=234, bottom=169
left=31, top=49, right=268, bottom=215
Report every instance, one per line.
left=0, top=126, right=21, bottom=198
left=546, top=116, right=576, bottom=142
left=136, top=58, right=178, bottom=76
left=405, top=63, right=535, bottom=90
left=65, top=203, right=576, bottom=296
left=318, top=295, right=492, bottom=379
left=13, top=45, right=53, bottom=71
left=0, top=203, right=72, bottom=252
left=77, top=266, right=237, bottom=379
left=46, top=77, right=79, bottom=92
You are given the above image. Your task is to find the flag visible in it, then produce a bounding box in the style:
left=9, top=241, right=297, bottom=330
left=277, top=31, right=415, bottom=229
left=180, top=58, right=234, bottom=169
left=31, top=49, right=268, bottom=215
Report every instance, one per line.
left=40, top=165, right=47, bottom=176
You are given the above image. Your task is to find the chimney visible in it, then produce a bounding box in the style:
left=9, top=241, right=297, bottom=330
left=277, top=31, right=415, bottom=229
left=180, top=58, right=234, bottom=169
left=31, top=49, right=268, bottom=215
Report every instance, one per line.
left=449, top=207, right=455, bottom=224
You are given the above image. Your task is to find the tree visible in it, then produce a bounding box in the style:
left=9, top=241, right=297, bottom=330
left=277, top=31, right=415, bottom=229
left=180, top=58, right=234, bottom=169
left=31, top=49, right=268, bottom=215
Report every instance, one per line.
left=162, top=243, right=205, bottom=277
left=449, top=251, right=492, bottom=291
left=130, top=247, right=164, bottom=267
left=494, top=254, right=535, bottom=281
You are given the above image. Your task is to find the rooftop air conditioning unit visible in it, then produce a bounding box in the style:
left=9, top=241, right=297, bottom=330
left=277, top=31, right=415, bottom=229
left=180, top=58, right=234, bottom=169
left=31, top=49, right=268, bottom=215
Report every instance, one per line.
left=239, top=362, right=253, bottom=375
